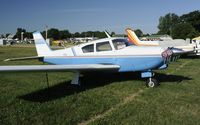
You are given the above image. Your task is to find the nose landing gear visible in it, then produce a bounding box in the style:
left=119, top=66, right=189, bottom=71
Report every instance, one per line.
left=141, top=71, right=159, bottom=88
left=146, top=78, right=159, bottom=88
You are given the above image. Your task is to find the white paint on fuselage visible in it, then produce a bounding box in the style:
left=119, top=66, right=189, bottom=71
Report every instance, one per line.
left=47, top=37, right=164, bottom=58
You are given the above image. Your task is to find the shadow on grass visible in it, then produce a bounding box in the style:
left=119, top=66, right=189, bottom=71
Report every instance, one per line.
left=181, top=55, right=200, bottom=59
left=156, top=73, right=192, bottom=83
left=18, top=72, right=191, bottom=103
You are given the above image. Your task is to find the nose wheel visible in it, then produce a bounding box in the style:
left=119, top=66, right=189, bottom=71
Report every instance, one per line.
left=146, top=78, right=159, bottom=88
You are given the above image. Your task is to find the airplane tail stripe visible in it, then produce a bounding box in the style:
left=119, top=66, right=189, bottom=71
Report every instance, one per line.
left=126, top=28, right=159, bottom=46
left=126, top=29, right=140, bottom=45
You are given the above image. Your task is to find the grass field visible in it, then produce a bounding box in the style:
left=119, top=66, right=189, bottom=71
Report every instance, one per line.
left=0, top=46, right=200, bottom=125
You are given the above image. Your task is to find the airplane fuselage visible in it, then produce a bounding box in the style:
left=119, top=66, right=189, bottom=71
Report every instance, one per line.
left=42, top=38, right=166, bottom=72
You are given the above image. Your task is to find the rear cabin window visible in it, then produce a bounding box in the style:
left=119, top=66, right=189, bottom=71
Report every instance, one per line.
left=96, top=41, right=112, bottom=52
left=82, top=44, right=94, bottom=53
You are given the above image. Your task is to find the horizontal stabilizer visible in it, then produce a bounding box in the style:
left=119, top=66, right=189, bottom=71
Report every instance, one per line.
left=0, top=64, right=120, bottom=72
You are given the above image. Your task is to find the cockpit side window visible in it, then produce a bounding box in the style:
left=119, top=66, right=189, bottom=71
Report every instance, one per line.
left=96, top=41, right=112, bottom=52
left=82, top=44, right=94, bottom=53
left=112, top=39, right=130, bottom=50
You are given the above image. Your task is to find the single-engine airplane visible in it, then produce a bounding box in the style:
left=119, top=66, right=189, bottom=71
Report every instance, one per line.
left=0, top=31, right=184, bottom=87
left=126, top=28, right=200, bottom=56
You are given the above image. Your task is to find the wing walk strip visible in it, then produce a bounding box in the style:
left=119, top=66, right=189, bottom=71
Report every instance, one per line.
left=78, top=89, right=145, bottom=125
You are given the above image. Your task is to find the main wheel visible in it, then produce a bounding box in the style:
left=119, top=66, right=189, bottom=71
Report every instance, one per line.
left=146, top=78, right=159, bottom=88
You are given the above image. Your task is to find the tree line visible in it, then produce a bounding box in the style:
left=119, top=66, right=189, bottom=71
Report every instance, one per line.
left=12, top=28, right=115, bottom=40
left=157, top=10, right=200, bottom=39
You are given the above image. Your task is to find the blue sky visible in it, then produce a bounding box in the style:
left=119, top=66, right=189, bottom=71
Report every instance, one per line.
left=0, top=0, right=199, bottom=34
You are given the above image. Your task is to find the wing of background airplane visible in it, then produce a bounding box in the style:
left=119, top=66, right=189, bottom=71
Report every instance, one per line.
left=0, top=64, right=120, bottom=72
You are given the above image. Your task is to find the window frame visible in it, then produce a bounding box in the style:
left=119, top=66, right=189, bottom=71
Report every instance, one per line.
left=112, top=39, right=130, bottom=50
left=81, top=44, right=94, bottom=53
left=96, top=41, right=112, bottom=52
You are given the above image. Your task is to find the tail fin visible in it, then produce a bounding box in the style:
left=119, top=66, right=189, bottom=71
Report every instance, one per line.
left=125, top=28, right=159, bottom=46
left=126, top=28, right=141, bottom=45
left=33, top=32, right=52, bottom=56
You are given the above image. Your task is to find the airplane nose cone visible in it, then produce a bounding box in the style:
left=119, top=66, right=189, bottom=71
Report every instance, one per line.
left=162, top=47, right=184, bottom=63
left=161, top=48, right=173, bottom=58
left=162, top=47, right=185, bottom=58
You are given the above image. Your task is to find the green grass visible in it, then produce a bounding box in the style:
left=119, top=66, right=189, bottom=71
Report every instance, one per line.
left=0, top=46, right=200, bottom=125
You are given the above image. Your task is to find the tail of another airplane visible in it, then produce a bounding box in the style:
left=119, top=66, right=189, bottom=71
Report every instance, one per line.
left=126, top=28, right=141, bottom=45
left=33, top=32, right=52, bottom=56
left=125, top=28, right=159, bottom=46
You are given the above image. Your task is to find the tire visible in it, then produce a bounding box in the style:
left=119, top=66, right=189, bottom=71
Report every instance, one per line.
left=146, top=78, right=159, bottom=88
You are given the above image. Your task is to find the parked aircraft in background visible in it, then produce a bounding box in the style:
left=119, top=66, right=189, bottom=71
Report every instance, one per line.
left=0, top=32, right=185, bottom=87
left=126, top=28, right=200, bottom=56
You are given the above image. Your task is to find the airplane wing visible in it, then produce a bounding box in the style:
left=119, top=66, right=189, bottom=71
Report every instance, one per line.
left=0, top=64, right=120, bottom=72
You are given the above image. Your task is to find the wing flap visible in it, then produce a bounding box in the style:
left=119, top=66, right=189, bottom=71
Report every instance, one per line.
left=0, top=64, right=120, bottom=72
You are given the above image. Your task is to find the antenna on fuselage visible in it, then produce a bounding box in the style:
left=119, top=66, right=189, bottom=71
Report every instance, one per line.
left=105, top=30, right=111, bottom=38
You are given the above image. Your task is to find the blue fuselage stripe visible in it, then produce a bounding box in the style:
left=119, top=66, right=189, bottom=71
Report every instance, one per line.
left=44, top=56, right=164, bottom=72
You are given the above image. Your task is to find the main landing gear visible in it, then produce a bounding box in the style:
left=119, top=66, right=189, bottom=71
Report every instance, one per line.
left=70, top=71, right=160, bottom=88
left=71, top=72, right=81, bottom=85
left=141, top=71, right=160, bottom=88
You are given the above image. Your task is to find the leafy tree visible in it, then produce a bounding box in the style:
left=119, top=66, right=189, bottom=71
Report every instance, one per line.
left=25, top=32, right=33, bottom=39
left=6, top=34, right=10, bottom=38
left=158, top=13, right=180, bottom=35
left=134, top=29, right=143, bottom=37
left=0, top=34, right=4, bottom=38
left=143, top=34, right=150, bottom=37
left=111, top=32, right=115, bottom=37
left=14, top=28, right=26, bottom=40
left=94, top=31, right=106, bottom=38
left=74, top=32, right=81, bottom=37
left=59, top=30, right=71, bottom=39
left=48, top=28, right=60, bottom=40
left=171, top=23, right=199, bottom=39
left=180, top=10, right=200, bottom=32
left=81, top=32, right=90, bottom=37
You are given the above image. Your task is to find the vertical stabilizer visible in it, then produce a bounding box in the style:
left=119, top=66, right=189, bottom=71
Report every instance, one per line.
left=125, top=28, right=159, bottom=46
left=126, top=28, right=141, bottom=45
left=33, top=32, right=52, bottom=56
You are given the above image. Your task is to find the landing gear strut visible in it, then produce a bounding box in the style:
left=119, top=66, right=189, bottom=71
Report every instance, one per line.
left=71, top=72, right=81, bottom=85
left=141, top=71, right=159, bottom=88
left=146, top=78, right=159, bottom=88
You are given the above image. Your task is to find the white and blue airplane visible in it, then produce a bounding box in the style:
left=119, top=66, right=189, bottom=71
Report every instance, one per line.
left=0, top=32, right=184, bottom=87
